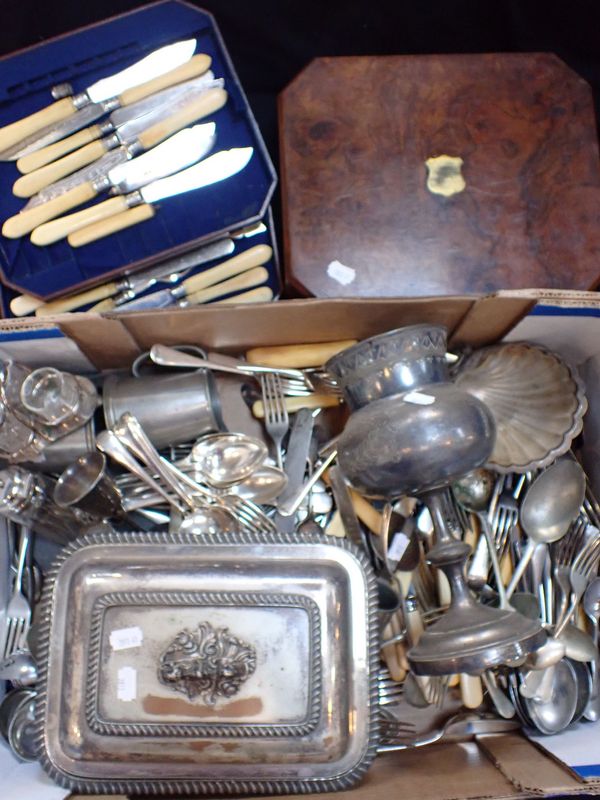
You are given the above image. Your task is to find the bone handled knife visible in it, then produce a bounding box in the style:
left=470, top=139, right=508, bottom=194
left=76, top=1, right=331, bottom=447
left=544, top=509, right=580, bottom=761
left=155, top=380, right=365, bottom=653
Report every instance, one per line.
left=29, top=236, right=235, bottom=317
left=214, top=286, right=274, bottom=305
left=16, top=67, right=218, bottom=174
left=0, top=39, right=199, bottom=155
left=13, top=84, right=225, bottom=198
left=182, top=266, right=269, bottom=307
left=61, top=147, right=254, bottom=248
left=110, top=244, right=272, bottom=311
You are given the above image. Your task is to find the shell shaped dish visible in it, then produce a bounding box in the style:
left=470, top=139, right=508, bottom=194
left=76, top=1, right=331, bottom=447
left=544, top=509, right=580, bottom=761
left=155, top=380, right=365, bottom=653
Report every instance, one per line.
left=454, top=342, right=587, bottom=473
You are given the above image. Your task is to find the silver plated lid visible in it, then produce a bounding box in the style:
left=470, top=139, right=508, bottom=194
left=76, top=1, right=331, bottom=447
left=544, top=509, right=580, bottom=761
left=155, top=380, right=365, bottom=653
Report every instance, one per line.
left=34, top=529, right=379, bottom=795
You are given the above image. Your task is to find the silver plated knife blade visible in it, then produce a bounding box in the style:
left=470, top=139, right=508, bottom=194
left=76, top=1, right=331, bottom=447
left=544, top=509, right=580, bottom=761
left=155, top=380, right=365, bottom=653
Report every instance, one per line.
left=273, top=408, right=315, bottom=533
left=113, top=285, right=183, bottom=311
left=109, top=72, right=221, bottom=129
left=140, top=147, right=253, bottom=204
left=87, top=39, right=196, bottom=103
left=107, top=123, right=216, bottom=194
left=114, top=237, right=235, bottom=302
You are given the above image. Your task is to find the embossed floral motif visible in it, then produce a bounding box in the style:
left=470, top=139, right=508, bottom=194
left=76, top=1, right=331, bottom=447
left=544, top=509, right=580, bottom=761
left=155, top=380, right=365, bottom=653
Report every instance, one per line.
left=158, top=622, right=256, bottom=705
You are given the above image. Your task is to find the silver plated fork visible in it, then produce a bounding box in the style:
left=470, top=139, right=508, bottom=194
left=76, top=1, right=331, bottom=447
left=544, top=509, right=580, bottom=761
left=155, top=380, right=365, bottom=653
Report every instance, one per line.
left=2, top=527, right=32, bottom=660
left=260, top=373, right=289, bottom=469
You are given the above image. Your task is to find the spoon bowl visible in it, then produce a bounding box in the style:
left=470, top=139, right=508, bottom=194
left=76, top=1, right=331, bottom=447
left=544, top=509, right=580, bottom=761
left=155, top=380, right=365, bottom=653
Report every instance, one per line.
left=521, top=460, right=586, bottom=544
left=523, top=658, right=578, bottom=735
left=506, top=460, right=586, bottom=599
left=188, top=433, right=267, bottom=488
left=558, top=624, right=598, bottom=663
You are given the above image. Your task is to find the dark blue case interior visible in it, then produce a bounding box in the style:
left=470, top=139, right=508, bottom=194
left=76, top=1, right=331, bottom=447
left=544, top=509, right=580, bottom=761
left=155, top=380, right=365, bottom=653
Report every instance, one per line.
left=0, top=208, right=279, bottom=317
left=0, top=1, right=276, bottom=300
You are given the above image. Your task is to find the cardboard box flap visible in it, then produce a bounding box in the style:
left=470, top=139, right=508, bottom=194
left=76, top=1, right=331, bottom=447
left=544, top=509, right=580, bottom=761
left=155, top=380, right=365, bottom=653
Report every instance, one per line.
left=478, top=733, right=600, bottom=797
left=450, top=294, right=535, bottom=348
left=114, top=296, right=476, bottom=353
left=220, top=743, right=523, bottom=800
left=52, top=314, right=141, bottom=369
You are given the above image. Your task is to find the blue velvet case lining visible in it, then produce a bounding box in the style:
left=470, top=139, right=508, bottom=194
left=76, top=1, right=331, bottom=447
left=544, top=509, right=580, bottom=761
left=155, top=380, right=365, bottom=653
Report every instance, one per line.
left=0, top=1, right=277, bottom=300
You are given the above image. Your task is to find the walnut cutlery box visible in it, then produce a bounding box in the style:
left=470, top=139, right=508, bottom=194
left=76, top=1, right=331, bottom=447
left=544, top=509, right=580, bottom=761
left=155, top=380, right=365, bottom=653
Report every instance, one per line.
left=0, top=1, right=278, bottom=301
left=279, top=54, right=600, bottom=298
left=3, top=291, right=600, bottom=799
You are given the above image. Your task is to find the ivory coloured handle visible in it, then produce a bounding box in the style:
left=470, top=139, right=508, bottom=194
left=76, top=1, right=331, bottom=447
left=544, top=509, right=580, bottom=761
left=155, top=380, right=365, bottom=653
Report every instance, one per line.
left=252, top=394, right=339, bottom=419
left=10, top=293, right=45, bottom=316
left=214, top=286, right=274, bottom=305
left=68, top=204, right=155, bottom=247
left=2, top=182, right=97, bottom=239
left=89, top=297, right=117, bottom=312
left=460, top=674, right=484, bottom=709
left=246, top=339, right=358, bottom=368
left=31, top=195, right=129, bottom=246
left=118, top=54, right=212, bottom=107
left=137, top=88, right=227, bottom=151
left=16, top=125, right=104, bottom=173
left=182, top=244, right=272, bottom=295
left=13, top=140, right=107, bottom=198
left=35, top=281, right=119, bottom=316
left=0, top=97, right=76, bottom=155
left=186, top=266, right=268, bottom=305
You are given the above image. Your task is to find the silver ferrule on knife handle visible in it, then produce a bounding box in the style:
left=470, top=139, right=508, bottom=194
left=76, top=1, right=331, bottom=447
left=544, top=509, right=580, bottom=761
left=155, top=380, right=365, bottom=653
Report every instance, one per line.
left=91, top=174, right=113, bottom=194
left=51, top=83, right=74, bottom=100
left=124, top=190, right=145, bottom=209
left=102, top=132, right=123, bottom=151
left=72, top=92, right=92, bottom=111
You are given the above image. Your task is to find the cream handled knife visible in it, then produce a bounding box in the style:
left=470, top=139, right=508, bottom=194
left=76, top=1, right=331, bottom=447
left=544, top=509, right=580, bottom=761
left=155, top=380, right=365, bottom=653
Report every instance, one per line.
left=52, top=146, right=254, bottom=249
left=0, top=39, right=198, bottom=155
left=110, top=243, right=272, bottom=311
left=29, top=236, right=236, bottom=317
left=13, top=84, right=225, bottom=198
left=16, top=68, right=219, bottom=175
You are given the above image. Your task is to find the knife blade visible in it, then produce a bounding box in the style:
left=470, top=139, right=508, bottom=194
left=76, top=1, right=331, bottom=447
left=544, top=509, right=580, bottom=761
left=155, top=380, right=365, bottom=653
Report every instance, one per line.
left=3, top=93, right=228, bottom=241
left=327, top=465, right=365, bottom=549
left=273, top=408, right=315, bottom=533
left=111, top=243, right=271, bottom=311
left=45, top=146, right=254, bottom=249
left=13, top=81, right=224, bottom=198
left=0, top=39, right=198, bottom=155
left=17, top=71, right=221, bottom=174
left=29, top=237, right=236, bottom=317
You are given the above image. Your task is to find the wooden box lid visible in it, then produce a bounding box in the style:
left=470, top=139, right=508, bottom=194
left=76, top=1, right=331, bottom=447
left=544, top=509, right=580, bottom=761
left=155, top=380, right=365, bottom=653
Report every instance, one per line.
left=279, top=54, right=600, bottom=297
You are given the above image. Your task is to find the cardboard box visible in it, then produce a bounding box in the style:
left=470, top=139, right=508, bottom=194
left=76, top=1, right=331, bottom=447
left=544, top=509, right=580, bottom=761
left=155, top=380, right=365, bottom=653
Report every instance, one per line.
left=3, top=290, right=600, bottom=799
left=0, top=1, right=278, bottom=301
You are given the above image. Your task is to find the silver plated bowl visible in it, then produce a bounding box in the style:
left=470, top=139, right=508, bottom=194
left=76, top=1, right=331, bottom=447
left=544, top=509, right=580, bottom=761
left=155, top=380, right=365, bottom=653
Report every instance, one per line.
left=455, top=342, right=587, bottom=473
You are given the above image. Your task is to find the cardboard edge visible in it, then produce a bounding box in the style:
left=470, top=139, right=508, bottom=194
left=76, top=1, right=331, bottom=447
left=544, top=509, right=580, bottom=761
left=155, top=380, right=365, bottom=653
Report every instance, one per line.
left=53, top=313, right=141, bottom=369
left=450, top=293, right=536, bottom=348
left=477, top=733, right=600, bottom=797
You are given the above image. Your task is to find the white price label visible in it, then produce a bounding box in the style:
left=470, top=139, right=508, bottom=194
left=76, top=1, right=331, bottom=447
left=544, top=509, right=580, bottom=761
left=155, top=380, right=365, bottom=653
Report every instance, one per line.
left=326, top=259, right=356, bottom=286
left=117, top=666, right=137, bottom=702
left=388, top=532, right=411, bottom=562
left=403, top=391, right=435, bottom=406
left=110, top=626, right=143, bottom=651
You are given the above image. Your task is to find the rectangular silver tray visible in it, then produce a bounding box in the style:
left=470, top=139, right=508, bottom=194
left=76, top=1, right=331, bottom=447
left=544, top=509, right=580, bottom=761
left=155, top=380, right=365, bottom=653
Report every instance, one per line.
left=34, top=530, right=379, bottom=795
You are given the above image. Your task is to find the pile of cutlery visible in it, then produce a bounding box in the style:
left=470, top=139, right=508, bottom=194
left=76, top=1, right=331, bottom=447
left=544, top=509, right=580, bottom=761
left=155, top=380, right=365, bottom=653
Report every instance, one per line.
left=1, top=331, right=600, bottom=767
